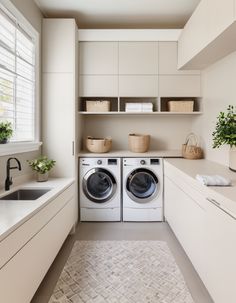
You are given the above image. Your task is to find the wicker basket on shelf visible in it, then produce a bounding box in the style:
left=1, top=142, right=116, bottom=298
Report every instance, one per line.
left=168, top=100, right=194, bottom=112
left=86, top=136, right=112, bottom=153
left=86, top=100, right=110, bottom=112
left=128, top=134, right=150, bottom=153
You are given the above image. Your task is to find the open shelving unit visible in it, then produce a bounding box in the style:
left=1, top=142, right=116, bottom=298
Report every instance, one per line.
left=78, top=96, right=203, bottom=115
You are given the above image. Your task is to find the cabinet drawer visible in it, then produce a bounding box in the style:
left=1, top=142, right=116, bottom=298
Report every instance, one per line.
left=79, top=75, right=118, bottom=97
left=159, top=75, right=201, bottom=97
left=119, top=75, right=158, bottom=97
left=79, top=42, right=118, bottom=75
left=119, top=42, right=158, bottom=75
left=0, top=184, right=75, bottom=269
left=0, top=197, right=75, bottom=303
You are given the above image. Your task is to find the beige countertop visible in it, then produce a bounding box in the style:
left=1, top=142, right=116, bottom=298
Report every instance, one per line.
left=0, top=178, right=74, bottom=242
left=164, top=158, right=236, bottom=217
left=78, top=150, right=182, bottom=158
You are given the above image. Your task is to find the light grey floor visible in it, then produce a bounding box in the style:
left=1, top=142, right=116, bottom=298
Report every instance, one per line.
left=31, top=222, right=213, bottom=303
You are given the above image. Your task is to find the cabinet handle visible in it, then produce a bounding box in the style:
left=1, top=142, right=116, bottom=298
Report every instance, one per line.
left=206, top=197, right=221, bottom=206
left=206, top=197, right=236, bottom=221
left=72, top=141, right=75, bottom=156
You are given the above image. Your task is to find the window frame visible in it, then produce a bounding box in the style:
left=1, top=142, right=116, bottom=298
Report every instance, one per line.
left=0, top=0, right=41, bottom=156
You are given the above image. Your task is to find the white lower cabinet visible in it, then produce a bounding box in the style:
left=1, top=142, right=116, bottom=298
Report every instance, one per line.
left=0, top=184, right=76, bottom=303
left=165, top=163, right=236, bottom=303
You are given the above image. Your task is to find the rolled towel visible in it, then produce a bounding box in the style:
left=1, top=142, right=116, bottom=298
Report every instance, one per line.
left=196, top=174, right=231, bottom=186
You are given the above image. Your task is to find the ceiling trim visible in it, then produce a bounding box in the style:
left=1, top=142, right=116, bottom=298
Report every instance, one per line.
left=78, top=29, right=182, bottom=41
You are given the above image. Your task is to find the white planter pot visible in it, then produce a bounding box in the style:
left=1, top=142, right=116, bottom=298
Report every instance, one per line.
left=229, top=147, right=236, bottom=172
left=37, top=172, right=49, bottom=182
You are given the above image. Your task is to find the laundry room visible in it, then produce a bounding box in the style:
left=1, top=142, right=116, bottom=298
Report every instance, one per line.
left=0, top=0, right=236, bottom=303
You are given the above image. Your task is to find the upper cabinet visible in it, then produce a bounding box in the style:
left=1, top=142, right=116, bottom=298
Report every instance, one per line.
left=159, top=42, right=199, bottom=75
left=178, top=0, right=236, bottom=70
left=79, top=42, right=118, bottom=75
left=43, top=19, right=77, bottom=73
left=119, top=42, right=158, bottom=74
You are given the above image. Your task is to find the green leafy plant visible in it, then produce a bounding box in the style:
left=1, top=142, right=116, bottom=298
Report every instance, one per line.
left=0, top=121, right=13, bottom=143
left=212, top=105, right=236, bottom=148
left=27, top=156, right=56, bottom=174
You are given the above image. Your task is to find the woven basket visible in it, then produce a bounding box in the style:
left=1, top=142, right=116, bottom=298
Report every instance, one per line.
left=86, top=136, right=112, bottom=153
left=182, top=133, right=203, bottom=159
left=86, top=101, right=110, bottom=112
left=129, top=134, right=150, bottom=153
left=168, top=100, right=194, bottom=112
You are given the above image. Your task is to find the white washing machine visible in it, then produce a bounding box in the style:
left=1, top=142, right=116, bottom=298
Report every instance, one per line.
left=123, top=158, right=163, bottom=221
left=80, top=157, right=121, bottom=221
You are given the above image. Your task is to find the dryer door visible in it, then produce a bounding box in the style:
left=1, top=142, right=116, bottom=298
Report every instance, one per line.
left=126, top=168, right=159, bottom=203
left=83, top=168, right=117, bottom=203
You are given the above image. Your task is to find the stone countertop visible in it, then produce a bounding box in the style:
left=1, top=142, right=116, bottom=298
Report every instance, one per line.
left=0, top=178, right=75, bottom=242
left=78, top=150, right=182, bottom=158
left=164, top=158, right=236, bottom=217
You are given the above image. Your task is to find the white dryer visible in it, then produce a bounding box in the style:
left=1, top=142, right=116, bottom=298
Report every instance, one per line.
left=123, top=158, right=163, bottom=221
left=80, top=158, right=121, bottom=221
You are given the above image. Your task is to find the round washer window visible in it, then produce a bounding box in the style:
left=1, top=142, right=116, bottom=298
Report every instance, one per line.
left=83, top=168, right=117, bottom=203
left=126, top=168, right=159, bottom=203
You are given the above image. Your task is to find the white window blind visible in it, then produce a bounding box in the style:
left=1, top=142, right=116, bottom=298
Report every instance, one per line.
left=0, top=5, right=35, bottom=142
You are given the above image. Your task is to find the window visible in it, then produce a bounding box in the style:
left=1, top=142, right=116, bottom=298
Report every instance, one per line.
left=0, top=5, right=36, bottom=142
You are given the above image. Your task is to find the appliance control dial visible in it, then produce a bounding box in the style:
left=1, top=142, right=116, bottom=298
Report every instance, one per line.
left=140, top=160, right=146, bottom=165
left=97, top=160, right=102, bottom=165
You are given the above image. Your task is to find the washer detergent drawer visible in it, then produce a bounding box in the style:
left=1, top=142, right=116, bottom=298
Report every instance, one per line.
left=80, top=207, right=121, bottom=221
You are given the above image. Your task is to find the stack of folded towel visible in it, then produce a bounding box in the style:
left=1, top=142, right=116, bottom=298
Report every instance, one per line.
left=125, top=103, right=153, bottom=112
left=196, top=174, right=232, bottom=186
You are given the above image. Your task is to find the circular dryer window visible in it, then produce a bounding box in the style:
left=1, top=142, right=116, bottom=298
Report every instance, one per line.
left=126, top=168, right=159, bottom=203
left=83, top=168, right=117, bottom=203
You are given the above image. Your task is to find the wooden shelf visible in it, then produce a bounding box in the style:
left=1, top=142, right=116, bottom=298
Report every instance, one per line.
left=78, top=111, right=203, bottom=115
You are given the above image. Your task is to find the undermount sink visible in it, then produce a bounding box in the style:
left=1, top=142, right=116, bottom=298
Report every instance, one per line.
left=0, top=189, right=51, bottom=201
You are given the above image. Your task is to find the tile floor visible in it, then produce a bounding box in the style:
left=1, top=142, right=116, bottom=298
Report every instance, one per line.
left=31, top=222, right=213, bottom=303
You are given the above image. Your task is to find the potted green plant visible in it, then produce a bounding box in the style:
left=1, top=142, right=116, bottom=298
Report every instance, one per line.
left=27, top=156, right=56, bottom=182
left=212, top=105, right=236, bottom=172
left=0, top=121, right=13, bottom=143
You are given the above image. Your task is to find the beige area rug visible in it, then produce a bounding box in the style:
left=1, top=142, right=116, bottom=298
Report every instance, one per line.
left=49, top=241, right=194, bottom=303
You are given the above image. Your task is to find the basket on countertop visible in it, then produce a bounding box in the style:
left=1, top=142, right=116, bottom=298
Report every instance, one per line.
left=129, top=134, right=150, bottom=153
left=86, top=100, right=110, bottom=112
left=86, top=136, right=112, bottom=153
left=182, top=133, right=203, bottom=159
left=168, top=100, right=194, bottom=112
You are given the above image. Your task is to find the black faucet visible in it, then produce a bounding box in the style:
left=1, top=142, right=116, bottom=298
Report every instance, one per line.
left=5, top=158, right=22, bottom=191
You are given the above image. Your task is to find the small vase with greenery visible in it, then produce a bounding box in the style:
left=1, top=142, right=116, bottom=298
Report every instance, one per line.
left=212, top=105, right=236, bottom=172
left=0, top=121, right=13, bottom=144
left=27, top=156, right=56, bottom=182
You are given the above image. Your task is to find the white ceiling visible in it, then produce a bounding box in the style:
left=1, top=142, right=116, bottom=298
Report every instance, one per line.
left=34, top=0, right=200, bottom=29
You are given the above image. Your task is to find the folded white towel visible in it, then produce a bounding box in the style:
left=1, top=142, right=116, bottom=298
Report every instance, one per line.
left=196, top=174, right=231, bottom=186
left=142, top=103, right=153, bottom=109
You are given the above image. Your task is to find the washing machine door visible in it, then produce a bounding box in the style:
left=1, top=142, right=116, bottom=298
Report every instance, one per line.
left=83, top=168, right=117, bottom=203
left=126, top=168, right=159, bottom=203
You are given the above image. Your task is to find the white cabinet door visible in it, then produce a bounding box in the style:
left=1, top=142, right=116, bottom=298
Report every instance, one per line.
left=0, top=197, right=75, bottom=303
left=79, top=75, right=118, bottom=97
left=164, top=176, right=207, bottom=278
left=42, top=19, right=77, bottom=73
left=205, top=201, right=236, bottom=303
left=119, top=75, right=158, bottom=97
left=119, top=42, right=158, bottom=74
left=159, top=75, right=201, bottom=97
left=159, top=42, right=200, bottom=75
left=79, top=42, right=118, bottom=75
left=43, top=73, right=75, bottom=177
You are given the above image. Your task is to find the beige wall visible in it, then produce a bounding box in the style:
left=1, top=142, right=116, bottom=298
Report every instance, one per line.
left=0, top=0, right=43, bottom=190
left=192, top=51, right=236, bottom=166
left=83, top=115, right=194, bottom=151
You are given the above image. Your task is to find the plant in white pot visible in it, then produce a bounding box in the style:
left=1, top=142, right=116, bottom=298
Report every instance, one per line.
left=212, top=105, right=236, bottom=172
left=0, top=121, right=13, bottom=144
left=27, top=156, right=56, bottom=182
